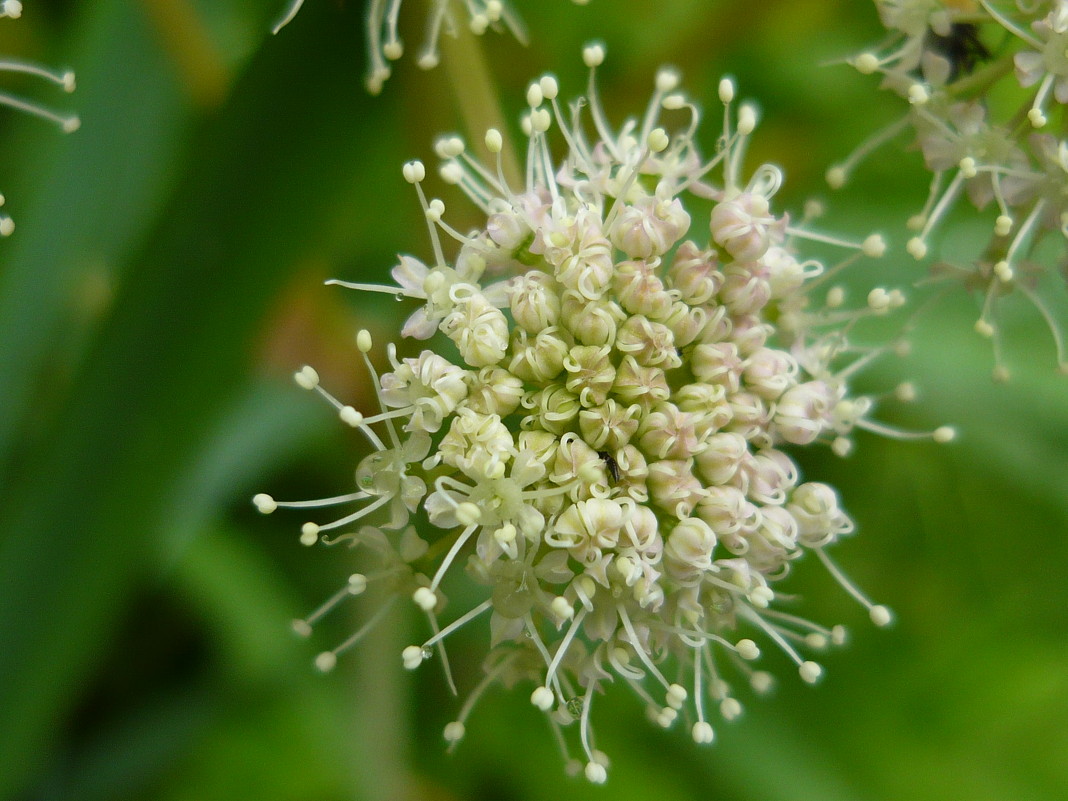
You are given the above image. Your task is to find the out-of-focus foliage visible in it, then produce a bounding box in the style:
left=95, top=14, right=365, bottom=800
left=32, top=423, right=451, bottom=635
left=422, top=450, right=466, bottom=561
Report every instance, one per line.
left=0, top=1, right=1064, bottom=800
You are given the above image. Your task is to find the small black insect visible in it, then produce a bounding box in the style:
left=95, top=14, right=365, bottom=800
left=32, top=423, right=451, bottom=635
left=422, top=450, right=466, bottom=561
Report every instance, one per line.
left=598, top=451, right=621, bottom=484
left=926, top=23, right=991, bottom=81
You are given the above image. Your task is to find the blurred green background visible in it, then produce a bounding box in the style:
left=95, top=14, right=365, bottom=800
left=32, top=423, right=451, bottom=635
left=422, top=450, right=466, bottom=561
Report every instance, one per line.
left=0, top=1, right=1065, bottom=799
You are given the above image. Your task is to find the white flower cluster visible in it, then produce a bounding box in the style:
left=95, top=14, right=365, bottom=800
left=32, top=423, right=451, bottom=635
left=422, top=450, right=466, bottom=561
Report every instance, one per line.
left=834, top=0, right=1068, bottom=378
left=256, top=48, right=953, bottom=783
left=272, top=0, right=589, bottom=94
left=0, top=0, right=79, bottom=236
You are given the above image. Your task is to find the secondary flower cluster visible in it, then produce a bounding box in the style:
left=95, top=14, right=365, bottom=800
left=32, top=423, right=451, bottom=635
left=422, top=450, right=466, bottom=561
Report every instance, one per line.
left=832, top=0, right=1068, bottom=378
left=1, top=0, right=79, bottom=235
left=256, top=48, right=951, bottom=782
left=272, top=0, right=589, bottom=94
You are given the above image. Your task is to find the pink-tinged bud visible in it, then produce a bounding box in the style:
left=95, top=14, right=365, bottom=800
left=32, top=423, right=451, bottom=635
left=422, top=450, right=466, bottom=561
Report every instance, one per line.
left=508, top=326, right=570, bottom=383
left=647, top=459, right=705, bottom=518
left=665, top=517, right=717, bottom=578
left=667, top=240, right=722, bottom=305
left=694, top=430, right=747, bottom=484
left=611, top=356, right=671, bottom=407
left=696, top=484, right=754, bottom=535
left=719, top=264, right=772, bottom=316
left=742, top=347, right=799, bottom=400
left=638, top=402, right=705, bottom=460
left=692, top=342, right=743, bottom=393
left=615, top=315, right=681, bottom=370
left=609, top=196, right=691, bottom=259
left=612, top=260, right=674, bottom=319
left=774, top=380, right=836, bottom=445
left=710, top=192, right=776, bottom=261
left=787, top=482, right=855, bottom=547
left=510, top=271, right=561, bottom=333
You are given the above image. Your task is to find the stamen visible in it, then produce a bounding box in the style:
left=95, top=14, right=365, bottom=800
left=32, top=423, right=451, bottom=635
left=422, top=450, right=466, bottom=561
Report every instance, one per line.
left=420, top=599, right=493, bottom=650
left=0, top=91, right=79, bottom=132
left=814, top=549, right=893, bottom=627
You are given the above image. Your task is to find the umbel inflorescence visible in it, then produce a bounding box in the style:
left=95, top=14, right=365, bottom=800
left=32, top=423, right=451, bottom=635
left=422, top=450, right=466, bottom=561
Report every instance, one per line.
left=272, top=0, right=589, bottom=94
left=833, top=0, right=1068, bottom=378
left=255, top=47, right=952, bottom=783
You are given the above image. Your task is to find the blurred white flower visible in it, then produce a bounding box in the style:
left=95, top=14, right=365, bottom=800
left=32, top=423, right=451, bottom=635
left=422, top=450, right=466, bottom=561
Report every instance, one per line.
left=273, top=0, right=590, bottom=94
left=834, top=0, right=1068, bottom=378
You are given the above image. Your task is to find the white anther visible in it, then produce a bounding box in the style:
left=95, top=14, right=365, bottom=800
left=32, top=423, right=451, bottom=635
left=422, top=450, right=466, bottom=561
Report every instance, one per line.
left=426, top=198, right=445, bottom=222
left=582, top=43, right=605, bottom=68
left=526, top=82, right=544, bottom=108
left=737, top=104, right=757, bottom=135
left=853, top=52, right=880, bottom=74
left=974, top=319, right=994, bottom=338
left=356, top=329, right=373, bottom=353
left=933, top=426, right=956, bottom=444
left=895, top=382, right=917, bottom=402
left=862, top=234, right=886, bottom=258
left=299, top=522, right=320, bottom=546
left=551, top=596, right=575, bottom=620
left=383, top=41, right=403, bottom=60
left=907, top=83, right=929, bottom=104
left=831, top=625, right=848, bottom=646
left=494, top=524, right=516, bottom=546
left=443, top=721, right=466, bottom=742
left=826, top=286, right=845, bottom=308
left=647, top=127, right=669, bottom=153
left=666, top=683, right=688, bottom=709
left=749, top=585, right=774, bottom=608
left=994, top=260, right=1013, bottom=282
left=531, top=686, right=555, bottom=711
left=539, top=75, right=559, bottom=100
left=905, top=237, right=927, bottom=260
left=314, top=652, right=337, bottom=672
left=455, top=502, right=482, bottom=526
left=825, top=166, right=846, bottom=189
left=656, top=707, right=677, bottom=727
left=958, top=156, right=977, bottom=179
left=751, top=671, right=774, bottom=694
left=1028, top=108, right=1047, bottom=128
left=799, top=661, right=823, bottom=684
left=805, top=633, right=828, bottom=650
left=417, top=53, right=439, bottom=70
left=867, top=288, right=891, bottom=312
left=584, top=762, right=607, bottom=784
left=720, top=697, right=742, bottom=720
left=291, top=619, right=312, bottom=637
left=294, top=365, right=319, bottom=390
left=440, top=159, right=462, bottom=182
left=661, top=92, right=685, bottom=110
left=413, top=587, right=437, bottom=611
left=402, top=160, right=426, bottom=183
left=869, top=605, right=893, bottom=627
left=735, top=639, right=760, bottom=660
left=252, top=493, right=277, bottom=514
left=402, top=645, right=425, bottom=670
left=339, top=406, right=363, bottom=427
left=995, top=215, right=1013, bottom=237
left=530, top=108, right=551, bottom=132
left=656, top=68, right=680, bottom=93
left=485, top=128, right=503, bottom=153
left=692, top=722, right=715, bottom=743
left=348, top=573, right=368, bottom=595
left=718, top=77, right=735, bottom=104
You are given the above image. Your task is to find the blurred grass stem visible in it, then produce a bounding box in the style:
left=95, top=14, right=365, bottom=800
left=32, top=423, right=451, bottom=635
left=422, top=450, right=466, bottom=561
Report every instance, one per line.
left=439, top=0, right=521, bottom=187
